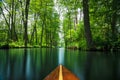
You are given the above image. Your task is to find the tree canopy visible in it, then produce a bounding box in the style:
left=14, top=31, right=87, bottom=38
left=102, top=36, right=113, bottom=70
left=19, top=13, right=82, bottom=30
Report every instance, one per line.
left=0, top=0, right=120, bottom=50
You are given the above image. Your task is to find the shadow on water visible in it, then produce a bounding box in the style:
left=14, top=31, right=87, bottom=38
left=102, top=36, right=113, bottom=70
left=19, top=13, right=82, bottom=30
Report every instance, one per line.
left=84, top=52, right=120, bottom=80
left=0, top=48, right=120, bottom=80
left=84, top=52, right=92, bottom=80
left=23, top=48, right=27, bottom=80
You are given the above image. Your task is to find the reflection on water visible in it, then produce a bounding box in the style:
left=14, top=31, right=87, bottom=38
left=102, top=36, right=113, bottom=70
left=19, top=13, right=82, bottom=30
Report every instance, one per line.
left=0, top=48, right=120, bottom=80
left=26, top=51, right=31, bottom=80
left=58, top=48, right=65, bottom=65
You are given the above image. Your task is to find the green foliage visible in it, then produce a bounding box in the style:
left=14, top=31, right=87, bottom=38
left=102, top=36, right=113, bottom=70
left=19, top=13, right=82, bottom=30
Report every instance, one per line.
left=9, top=42, right=19, bottom=48
left=78, top=39, right=87, bottom=50
left=0, top=1, right=2, bottom=7
left=88, top=0, right=120, bottom=50
left=0, top=0, right=120, bottom=50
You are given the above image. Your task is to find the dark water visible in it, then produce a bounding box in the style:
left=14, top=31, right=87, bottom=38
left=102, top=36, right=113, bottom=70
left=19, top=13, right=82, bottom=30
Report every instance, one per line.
left=0, top=48, right=120, bottom=80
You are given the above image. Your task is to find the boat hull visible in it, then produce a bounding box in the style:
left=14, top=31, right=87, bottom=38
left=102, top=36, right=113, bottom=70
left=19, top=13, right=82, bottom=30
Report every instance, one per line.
left=44, top=65, right=80, bottom=80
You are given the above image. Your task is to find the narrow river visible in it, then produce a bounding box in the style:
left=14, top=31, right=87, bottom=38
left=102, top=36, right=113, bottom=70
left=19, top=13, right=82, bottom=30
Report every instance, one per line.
left=0, top=48, right=120, bottom=80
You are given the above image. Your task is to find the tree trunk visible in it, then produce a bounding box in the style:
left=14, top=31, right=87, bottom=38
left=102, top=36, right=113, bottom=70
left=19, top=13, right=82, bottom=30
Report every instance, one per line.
left=19, top=1, right=25, bottom=42
left=34, top=14, right=38, bottom=45
left=24, top=0, right=30, bottom=47
left=111, top=0, right=118, bottom=42
left=30, top=14, right=37, bottom=45
left=30, top=28, right=34, bottom=44
left=40, top=15, right=45, bottom=47
left=83, top=0, right=94, bottom=50
left=0, top=7, right=11, bottom=43
left=74, top=10, right=78, bottom=30
left=111, top=12, right=117, bottom=41
left=68, top=12, right=71, bottom=42
left=11, top=0, right=18, bottom=41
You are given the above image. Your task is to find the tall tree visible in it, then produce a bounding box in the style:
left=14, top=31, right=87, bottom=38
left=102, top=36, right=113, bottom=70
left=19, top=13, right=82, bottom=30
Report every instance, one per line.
left=30, top=13, right=38, bottom=45
left=11, top=0, right=18, bottom=41
left=0, top=0, right=18, bottom=42
left=24, top=0, right=30, bottom=47
left=111, top=0, right=118, bottom=42
left=83, top=0, right=94, bottom=49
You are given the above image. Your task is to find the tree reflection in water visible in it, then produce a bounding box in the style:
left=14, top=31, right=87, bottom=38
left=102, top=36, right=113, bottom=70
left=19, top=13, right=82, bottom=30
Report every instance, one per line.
left=0, top=49, right=120, bottom=80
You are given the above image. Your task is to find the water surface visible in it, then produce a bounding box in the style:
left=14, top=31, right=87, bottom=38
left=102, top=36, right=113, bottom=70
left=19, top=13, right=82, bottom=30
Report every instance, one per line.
left=0, top=48, right=120, bottom=80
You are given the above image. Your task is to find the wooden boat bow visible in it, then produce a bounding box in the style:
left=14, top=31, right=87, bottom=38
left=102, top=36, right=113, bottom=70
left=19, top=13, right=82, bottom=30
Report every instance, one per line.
left=44, top=65, right=80, bottom=80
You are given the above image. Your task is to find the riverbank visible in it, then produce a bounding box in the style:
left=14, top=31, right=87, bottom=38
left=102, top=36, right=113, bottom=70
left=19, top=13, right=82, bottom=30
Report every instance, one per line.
left=0, top=43, right=120, bottom=51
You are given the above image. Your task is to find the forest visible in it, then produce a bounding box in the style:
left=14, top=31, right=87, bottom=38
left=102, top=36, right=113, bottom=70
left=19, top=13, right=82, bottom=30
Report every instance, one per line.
left=0, top=0, right=120, bottom=51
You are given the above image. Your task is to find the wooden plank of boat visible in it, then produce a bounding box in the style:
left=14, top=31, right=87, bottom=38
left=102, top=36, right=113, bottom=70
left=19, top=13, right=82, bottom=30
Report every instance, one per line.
left=44, top=65, right=80, bottom=80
